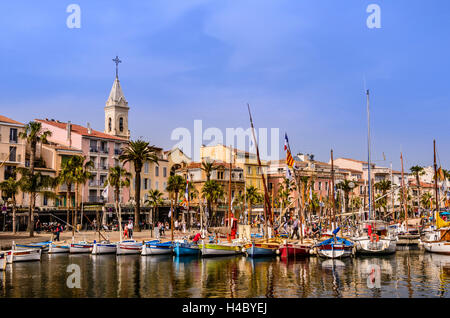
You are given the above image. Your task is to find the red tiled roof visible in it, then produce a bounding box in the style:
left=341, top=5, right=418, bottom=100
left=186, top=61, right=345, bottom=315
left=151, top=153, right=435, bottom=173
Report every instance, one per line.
left=0, top=115, right=24, bottom=126
left=36, top=119, right=127, bottom=142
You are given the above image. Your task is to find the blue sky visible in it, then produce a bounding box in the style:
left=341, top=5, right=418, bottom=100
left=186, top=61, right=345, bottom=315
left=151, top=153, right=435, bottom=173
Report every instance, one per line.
left=1, top=0, right=449, bottom=170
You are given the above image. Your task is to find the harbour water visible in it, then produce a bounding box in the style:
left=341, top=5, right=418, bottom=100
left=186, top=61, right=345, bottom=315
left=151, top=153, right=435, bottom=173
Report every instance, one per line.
left=1, top=250, right=449, bottom=298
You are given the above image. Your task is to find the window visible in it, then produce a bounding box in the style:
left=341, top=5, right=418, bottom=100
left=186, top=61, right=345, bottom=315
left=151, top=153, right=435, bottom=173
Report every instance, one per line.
left=119, top=117, right=123, bottom=132
left=143, top=178, right=148, bottom=190
left=90, top=140, right=98, bottom=152
left=155, top=181, right=159, bottom=190
left=247, top=166, right=251, bottom=174
left=43, top=194, right=48, bottom=206
left=9, top=146, right=16, bottom=162
left=318, top=182, right=322, bottom=191
left=9, top=128, right=18, bottom=143
left=4, top=166, right=16, bottom=180
left=108, top=118, right=112, bottom=132
left=163, top=167, right=167, bottom=177
left=155, top=166, right=159, bottom=177
left=144, top=162, right=149, bottom=174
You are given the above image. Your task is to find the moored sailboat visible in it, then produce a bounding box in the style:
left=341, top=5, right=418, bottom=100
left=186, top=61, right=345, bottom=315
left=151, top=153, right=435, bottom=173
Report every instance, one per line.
left=70, top=241, right=94, bottom=254
left=6, top=248, right=42, bottom=263
left=48, top=243, right=70, bottom=254
left=92, top=241, right=117, bottom=255
left=141, top=240, right=173, bottom=256
left=174, top=240, right=200, bottom=257
left=116, top=240, right=143, bottom=255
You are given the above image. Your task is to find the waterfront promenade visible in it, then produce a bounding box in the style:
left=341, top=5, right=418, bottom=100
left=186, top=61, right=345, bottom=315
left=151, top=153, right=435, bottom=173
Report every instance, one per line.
left=0, top=229, right=199, bottom=250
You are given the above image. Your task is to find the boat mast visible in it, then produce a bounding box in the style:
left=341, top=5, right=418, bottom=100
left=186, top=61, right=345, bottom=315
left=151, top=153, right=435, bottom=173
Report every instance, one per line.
left=390, top=162, right=395, bottom=221
left=247, top=104, right=271, bottom=239
left=401, top=153, right=408, bottom=226
left=331, top=149, right=335, bottom=230
left=433, top=140, right=440, bottom=224
left=366, top=89, right=372, bottom=220
left=228, top=146, right=232, bottom=237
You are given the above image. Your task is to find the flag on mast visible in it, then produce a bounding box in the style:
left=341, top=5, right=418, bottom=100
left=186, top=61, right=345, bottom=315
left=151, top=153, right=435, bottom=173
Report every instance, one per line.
left=284, top=133, right=295, bottom=169
left=101, top=186, right=109, bottom=199
left=181, top=174, right=189, bottom=209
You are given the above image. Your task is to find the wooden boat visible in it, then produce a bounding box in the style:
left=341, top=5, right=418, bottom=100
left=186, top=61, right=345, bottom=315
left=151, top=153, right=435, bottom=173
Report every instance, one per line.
left=278, top=240, right=312, bottom=259
left=48, top=243, right=70, bottom=254
left=92, top=241, right=117, bottom=255
left=6, top=248, right=41, bottom=263
left=15, top=241, right=51, bottom=253
left=315, top=236, right=354, bottom=259
left=352, top=220, right=397, bottom=255
left=174, top=240, right=200, bottom=257
left=0, top=251, right=6, bottom=269
left=199, top=240, right=242, bottom=257
left=422, top=226, right=450, bottom=255
left=116, top=240, right=143, bottom=255
left=141, top=240, right=173, bottom=256
left=243, top=238, right=281, bottom=257
left=70, top=242, right=94, bottom=254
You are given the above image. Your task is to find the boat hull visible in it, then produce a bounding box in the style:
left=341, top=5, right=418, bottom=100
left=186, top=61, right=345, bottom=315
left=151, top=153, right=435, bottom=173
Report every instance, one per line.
left=245, top=243, right=277, bottom=257
left=15, top=241, right=51, bottom=253
left=397, top=234, right=420, bottom=247
left=141, top=242, right=173, bottom=255
left=7, top=249, right=41, bottom=263
left=116, top=242, right=142, bottom=255
left=70, top=244, right=93, bottom=254
left=199, top=243, right=241, bottom=257
left=354, top=237, right=397, bottom=255
left=0, top=252, right=6, bottom=269
left=48, top=244, right=70, bottom=254
left=92, top=243, right=117, bottom=255
left=279, top=243, right=311, bottom=259
left=174, top=242, right=200, bottom=256
left=422, top=241, right=450, bottom=255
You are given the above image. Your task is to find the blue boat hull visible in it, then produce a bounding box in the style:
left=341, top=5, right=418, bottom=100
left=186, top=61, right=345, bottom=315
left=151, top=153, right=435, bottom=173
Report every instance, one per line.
left=174, top=243, right=200, bottom=256
left=247, top=245, right=277, bottom=257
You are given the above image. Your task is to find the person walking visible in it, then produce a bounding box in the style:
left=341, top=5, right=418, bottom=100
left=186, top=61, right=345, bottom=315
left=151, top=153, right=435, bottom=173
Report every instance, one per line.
left=127, top=220, right=134, bottom=239
left=292, top=217, right=300, bottom=240
left=54, top=223, right=63, bottom=241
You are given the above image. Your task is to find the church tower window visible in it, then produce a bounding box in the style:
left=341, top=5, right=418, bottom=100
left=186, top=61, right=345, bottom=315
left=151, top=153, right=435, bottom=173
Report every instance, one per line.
left=119, top=117, right=124, bottom=132
left=108, top=118, right=112, bottom=132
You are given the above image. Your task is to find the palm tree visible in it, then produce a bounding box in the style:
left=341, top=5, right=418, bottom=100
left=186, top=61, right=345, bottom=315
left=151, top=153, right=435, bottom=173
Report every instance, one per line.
left=420, top=192, right=433, bottom=210
left=336, top=180, right=353, bottom=213
left=119, top=139, right=159, bottom=232
left=105, top=165, right=131, bottom=238
left=201, top=160, right=216, bottom=181
left=245, top=185, right=262, bottom=225
left=58, top=157, right=78, bottom=231
left=374, top=179, right=391, bottom=217
left=145, top=189, right=164, bottom=237
left=0, top=177, right=20, bottom=233
left=72, top=156, right=94, bottom=232
left=201, top=180, right=225, bottom=226
left=18, top=121, right=52, bottom=235
left=18, top=168, right=56, bottom=237
left=410, top=165, right=425, bottom=213
left=166, top=174, right=186, bottom=222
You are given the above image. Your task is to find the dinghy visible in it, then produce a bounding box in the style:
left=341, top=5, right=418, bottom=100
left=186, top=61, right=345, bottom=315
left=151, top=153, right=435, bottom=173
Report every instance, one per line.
left=116, top=240, right=142, bottom=255
left=174, top=240, right=200, bottom=257
left=15, top=241, right=51, bottom=253
left=141, top=240, right=173, bottom=256
left=48, top=243, right=70, bottom=254
left=199, top=240, right=242, bottom=257
left=278, top=240, right=313, bottom=259
left=70, top=242, right=94, bottom=254
left=92, top=241, right=117, bottom=255
left=6, top=248, right=42, bottom=263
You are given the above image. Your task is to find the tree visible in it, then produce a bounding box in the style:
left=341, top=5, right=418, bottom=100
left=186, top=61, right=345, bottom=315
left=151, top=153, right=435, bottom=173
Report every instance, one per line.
left=166, top=174, right=186, bottom=222
left=18, top=168, right=56, bottom=236
left=58, top=157, right=78, bottom=232
left=410, top=165, right=425, bottom=213
left=336, top=180, right=354, bottom=213
left=145, top=189, right=164, bottom=237
left=201, top=180, right=225, bottom=225
left=201, top=160, right=217, bottom=182
left=0, top=177, right=20, bottom=233
left=18, top=121, right=52, bottom=236
left=420, top=192, right=432, bottom=210
left=374, top=179, right=391, bottom=217
left=71, top=156, right=94, bottom=233
left=119, top=139, right=159, bottom=232
left=105, top=165, right=131, bottom=238
left=245, top=185, right=262, bottom=225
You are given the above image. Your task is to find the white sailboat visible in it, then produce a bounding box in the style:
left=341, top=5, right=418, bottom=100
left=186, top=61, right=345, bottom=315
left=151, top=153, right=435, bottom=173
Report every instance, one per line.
left=92, top=241, right=117, bottom=255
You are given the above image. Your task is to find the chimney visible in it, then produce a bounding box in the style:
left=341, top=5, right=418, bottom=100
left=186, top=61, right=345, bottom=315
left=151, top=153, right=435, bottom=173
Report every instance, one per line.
left=67, top=121, right=72, bottom=147
left=87, top=122, right=92, bottom=134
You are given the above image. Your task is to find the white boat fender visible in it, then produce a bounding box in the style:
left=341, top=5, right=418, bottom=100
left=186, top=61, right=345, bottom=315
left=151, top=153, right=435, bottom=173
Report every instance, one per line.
left=241, top=247, right=246, bottom=253
left=275, top=249, right=280, bottom=255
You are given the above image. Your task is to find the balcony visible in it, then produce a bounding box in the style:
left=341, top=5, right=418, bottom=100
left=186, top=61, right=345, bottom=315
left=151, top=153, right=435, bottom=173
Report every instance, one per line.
left=89, top=180, right=104, bottom=187
left=88, top=196, right=105, bottom=203
left=89, top=147, right=98, bottom=153
left=100, top=163, right=109, bottom=171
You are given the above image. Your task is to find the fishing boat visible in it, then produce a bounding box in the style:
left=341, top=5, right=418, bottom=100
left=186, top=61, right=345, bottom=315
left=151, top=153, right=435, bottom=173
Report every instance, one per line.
left=141, top=240, right=173, bottom=256
left=70, top=241, right=94, bottom=254
left=6, top=248, right=42, bottom=263
left=48, top=243, right=70, bottom=254
left=314, top=228, right=355, bottom=259
left=199, top=240, right=242, bottom=257
left=395, top=219, right=421, bottom=248
left=352, top=220, right=397, bottom=255
left=92, top=241, right=117, bottom=255
left=278, top=240, right=313, bottom=259
left=116, top=240, right=143, bottom=255
left=15, top=241, right=51, bottom=253
left=243, top=238, right=281, bottom=257
left=174, top=240, right=200, bottom=257
left=0, top=251, right=6, bottom=269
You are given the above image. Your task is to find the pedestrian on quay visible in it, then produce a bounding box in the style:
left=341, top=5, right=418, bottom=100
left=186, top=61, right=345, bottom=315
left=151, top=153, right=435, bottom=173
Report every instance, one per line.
left=35, top=219, right=41, bottom=234
left=54, top=223, right=63, bottom=241
left=292, top=217, right=300, bottom=239
left=127, top=220, right=133, bottom=239
left=123, top=225, right=128, bottom=239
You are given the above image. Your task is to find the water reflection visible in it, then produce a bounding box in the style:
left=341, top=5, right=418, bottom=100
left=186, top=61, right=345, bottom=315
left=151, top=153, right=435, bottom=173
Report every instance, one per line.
left=0, top=251, right=449, bottom=298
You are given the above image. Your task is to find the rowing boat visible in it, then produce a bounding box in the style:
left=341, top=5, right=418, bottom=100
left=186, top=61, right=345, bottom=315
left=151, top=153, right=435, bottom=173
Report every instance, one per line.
left=48, top=243, right=70, bottom=254
left=6, top=248, right=42, bottom=263
left=315, top=236, right=354, bottom=259
left=278, top=240, right=313, bottom=259
left=116, top=240, right=142, bottom=255
left=70, top=242, right=94, bottom=254
left=92, top=241, right=117, bottom=255
left=15, top=241, right=51, bottom=253
left=141, top=240, right=173, bottom=256
left=174, top=241, right=200, bottom=257
left=199, top=240, right=242, bottom=257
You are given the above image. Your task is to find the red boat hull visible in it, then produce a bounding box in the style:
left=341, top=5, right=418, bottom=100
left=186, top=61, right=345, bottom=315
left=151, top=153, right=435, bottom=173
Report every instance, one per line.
left=279, top=244, right=310, bottom=259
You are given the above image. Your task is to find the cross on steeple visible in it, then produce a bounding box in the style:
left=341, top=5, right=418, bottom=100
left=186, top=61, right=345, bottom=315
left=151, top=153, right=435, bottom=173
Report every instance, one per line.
left=112, top=55, right=122, bottom=78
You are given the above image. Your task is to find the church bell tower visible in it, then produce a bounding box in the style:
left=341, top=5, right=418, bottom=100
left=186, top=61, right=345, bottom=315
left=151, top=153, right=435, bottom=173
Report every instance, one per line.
left=104, top=56, right=130, bottom=140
